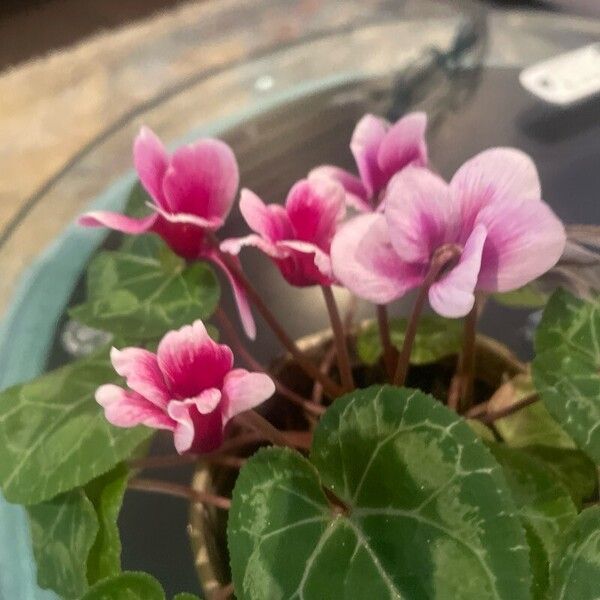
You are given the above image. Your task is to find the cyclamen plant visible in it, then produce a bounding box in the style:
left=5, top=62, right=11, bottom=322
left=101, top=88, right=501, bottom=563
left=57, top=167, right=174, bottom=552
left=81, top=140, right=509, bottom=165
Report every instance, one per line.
left=1, top=112, right=599, bottom=600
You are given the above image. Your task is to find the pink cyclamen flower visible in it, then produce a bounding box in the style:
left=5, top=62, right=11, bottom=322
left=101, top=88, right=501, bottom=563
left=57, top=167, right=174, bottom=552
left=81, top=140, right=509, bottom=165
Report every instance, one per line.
left=331, top=148, right=566, bottom=318
left=79, top=127, right=256, bottom=338
left=310, top=112, right=428, bottom=213
left=220, top=178, right=345, bottom=287
left=96, top=320, right=275, bottom=454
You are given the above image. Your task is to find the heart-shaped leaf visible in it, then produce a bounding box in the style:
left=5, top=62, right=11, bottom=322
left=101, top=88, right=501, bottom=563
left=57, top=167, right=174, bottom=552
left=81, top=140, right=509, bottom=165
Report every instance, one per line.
left=80, top=572, right=165, bottom=600
left=27, top=464, right=129, bottom=599
left=70, top=248, right=219, bottom=343
left=0, top=353, right=151, bottom=504
left=488, top=444, right=578, bottom=599
left=356, top=316, right=461, bottom=366
left=548, top=506, right=600, bottom=599
left=493, top=284, right=548, bottom=308
left=228, top=386, right=531, bottom=599
left=532, top=290, right=600, bottom=463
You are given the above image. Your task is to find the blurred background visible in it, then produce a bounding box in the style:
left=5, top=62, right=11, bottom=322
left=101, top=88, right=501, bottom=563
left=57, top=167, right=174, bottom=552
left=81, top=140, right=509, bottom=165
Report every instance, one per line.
left=0, top=0, right=599, bottom=597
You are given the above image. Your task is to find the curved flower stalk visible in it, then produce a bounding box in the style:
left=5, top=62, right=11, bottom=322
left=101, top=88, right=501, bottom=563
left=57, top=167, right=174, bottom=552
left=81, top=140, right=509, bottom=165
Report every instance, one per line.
left=332, top=148, right=567, bottom=319
left=79, top=127, right=256, bottom=338
left=220, top=178, right=346, bottom=287
left=96, top=320, right=275, bottom=454
left=310, top=112, right=428, bottom=213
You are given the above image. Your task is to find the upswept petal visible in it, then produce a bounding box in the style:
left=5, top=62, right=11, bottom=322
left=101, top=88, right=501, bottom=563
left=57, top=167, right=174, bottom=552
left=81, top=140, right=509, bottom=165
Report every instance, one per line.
left=385, top=167, right=453, bottom=263
left=276, top=240, right=334, bottom=281
left=208, top=251, right=257, bottom=339
left=149, top=203, right=224, bottom=230
left=239, top=189, right=293, bottom=242
left=133, top=126, right=169, bottom=208
left=429, top=224, right=488, bottom=318
left=450, top=147, right=542, bottom=233
left=285, top=179, right=345, bottom=248
left=331, top=214, right=423, bottom=304
left=219, top=234, right=285, bottom=259
left=162, top=139, right=239, bottom=222
left=378, top=111, right=428, bottom=179
left=78, top=211, right=158, bottom=234
left=157, top=320, right=234, bottom=397
left=221, top=369, right=275, bottom=423
left=96, top=384, right=175, bottom=430
left=475, top=198, right=566, bottom=292
left=110, top=347, right=169, bottom=409
left=350, top=114, right=388, bottom=199
left=308, top=165, right=370, bottom=212
left=167, top=398, right=223, bottom=454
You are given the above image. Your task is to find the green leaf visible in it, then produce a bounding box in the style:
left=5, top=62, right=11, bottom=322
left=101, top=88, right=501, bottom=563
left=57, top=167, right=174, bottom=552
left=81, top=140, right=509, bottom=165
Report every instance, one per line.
left=491, top=375, right=576, bottom=449
left=70, top=249, right=220, bottom=342
left=26, top=464, right=130, bottom=598
left=548, top=506, right=600, bottom=599
left=86, top=463, right=129, bottom=583
left=0, top=353, right=152, bottom=504
left=521, top=445, right=597, bottom=508
left=228, top=385, right=531, bottom=599
left=532, top=290, right=600, bottom=463
left=27, top=489, right=98, bottom=599
left=488, top=444, right=578, bottom=599
left=493, top=284, right=548, bottom=308
left=173, top=594, right=202, bottom=600
left=356, top=315, right=461, bottom=366
left=80, top=571, right=165, bottom=600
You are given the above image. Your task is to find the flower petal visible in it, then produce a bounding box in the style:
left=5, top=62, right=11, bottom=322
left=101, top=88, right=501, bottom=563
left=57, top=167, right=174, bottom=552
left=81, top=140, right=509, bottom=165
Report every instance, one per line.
left=221, top=369, right=275, bottom=423
left=285, top=178, right=345, bottom=248
left=331, top=214, right=423, bottom=304
left=385, top=166, right=453, bottom=263
left=96, top=384, right=174, bottom=430
left=350, top=114, right=388, bottom=199
left=78, top=211, right=158, bottom=234
left=167, top=397, right=223, bottom=454
left=309, top=165, right=370, bottom=212
left=133, top=126, right=169, bottom=208
left=276, top=240, right=334, bottom=283
left=149, top=202, right=224, bottom=230
left=429, top=224, right=488, bottom=318
left=450, top=147, right=542, bottom=232
left=220, top=234, right=285, bottom=259
left=162, top=139, right=239, bottom=222
left=208, top=250, right=257, bottom=339
left=377, top=111, right=428, bottom=178
left=157, top=320, right=234, bottom=397
left=239, top=188, right=293, bottom=242
left=476, top=199, right=566, bottom=292
left=110, top=347, right=169, bottom=409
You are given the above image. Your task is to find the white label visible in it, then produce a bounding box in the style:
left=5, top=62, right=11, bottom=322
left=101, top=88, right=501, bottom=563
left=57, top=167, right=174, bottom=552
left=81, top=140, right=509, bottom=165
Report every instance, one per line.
left=519, top=43, right=600, bottom=107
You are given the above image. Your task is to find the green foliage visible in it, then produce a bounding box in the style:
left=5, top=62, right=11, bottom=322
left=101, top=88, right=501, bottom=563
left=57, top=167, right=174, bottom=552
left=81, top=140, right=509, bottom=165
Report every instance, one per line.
left=0, top=352, right=151, bottom=504
left=548, top=507, right=600, bottom=599
left=228, top=386, right=531, bottom=599
left=493, top=284, right=548, bottom=308
left=69, top=245, right=220, bottom=343
left=27, top=465, right=129, bottom=599
left=79, top=572, right=166, bottom=600
left=488, top=444, right=578, bottom=599
left=356, top=315, right=461, bottom=366
left=532, top=290, right=600, bottom=463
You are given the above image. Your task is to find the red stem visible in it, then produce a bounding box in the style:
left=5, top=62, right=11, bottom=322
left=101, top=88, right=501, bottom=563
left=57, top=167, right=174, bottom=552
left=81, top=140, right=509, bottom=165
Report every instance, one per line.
left=376, top=304, right=396, bottom=380
left=393, top=245, right=461, bottom=386
left=127, top=478, right=231, bottom=510
left=321, top=286, right=354, bottom=391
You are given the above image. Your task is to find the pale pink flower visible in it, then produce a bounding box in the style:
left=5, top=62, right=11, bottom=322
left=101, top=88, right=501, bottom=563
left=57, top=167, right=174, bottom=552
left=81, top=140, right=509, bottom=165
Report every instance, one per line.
left=96, top=320, right=275, bottom=454
left=310, top=112, right=428, bottom=213
left=331, top=148, right=566, bottom=317
left=79, top=127, right=256, bottom=338
left=220, top=178, right=345, bottom=287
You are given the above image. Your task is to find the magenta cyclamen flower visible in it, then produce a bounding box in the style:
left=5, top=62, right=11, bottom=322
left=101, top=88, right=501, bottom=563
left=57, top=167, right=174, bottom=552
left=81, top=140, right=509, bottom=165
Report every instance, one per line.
left=332, top=148, right=566, bottom=317
left=220, top=178, right=345, bottom=287
left=310, top=112, right=428, bottom=213
left=96, top=320, right=275, bottom=454
left=79, top=127, right=256, bottom=338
